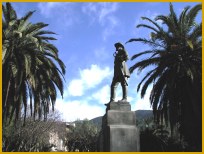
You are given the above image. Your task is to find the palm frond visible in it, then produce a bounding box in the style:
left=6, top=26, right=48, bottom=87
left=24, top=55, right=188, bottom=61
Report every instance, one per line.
left=20, top=10, right=35, bottom=22
left=178, top=5, right=190, bottom=26
left=129, top=57, right=161, bottom=73
left=35, top=30, right=56, bottom=36
left=24, top=22, right=49, bottom=35
left=126, top=38, right=165, bottom=48
left=131, top=50, right=154, bottom=60
left=189, top=23, right=202, bottom=40
left=141, top=16, right=162, bottom=31
left=5, top=2, right=17, bottom=22
left=39, top=36, right=57, bottom=41
left=137, top=68, right=156, bottom=92
left=169, top=3, right=179, bottom=29
left=137, top=24, right=159, bottom=33
left=186, top=3, right=201, bottom=31
left=54, top=57, right=66, bottom=75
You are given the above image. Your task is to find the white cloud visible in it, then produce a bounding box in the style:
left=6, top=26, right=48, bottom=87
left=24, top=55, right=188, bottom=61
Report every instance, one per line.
left=92, top=84, right=110, bottom=104
left=38, top=3, right=62, bottom=17
left=68, top=79, right=84, bottom=96
left=82, top=3, right=119, bottom=40
left=37, top=2, right=77, bottom=26
left=80, top=65, right=112, bottom=88
left=55, top=98, right=105, bottom=122
left=68, top=64, right=112, bottom=97
left=133, top=86, right=152, bottom=111
left=98, top=3, right=118, bottom=24
left=62, top=63, right=152, bottom=123
left=57, top=75, right=151, bottom=122
left=82, top=3, right=118, bottom=25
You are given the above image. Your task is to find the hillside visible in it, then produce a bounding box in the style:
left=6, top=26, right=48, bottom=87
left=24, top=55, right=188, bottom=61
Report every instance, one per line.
left=135, top=110, right=153, bottom=120
left=90, top=110, right=153, bottom=128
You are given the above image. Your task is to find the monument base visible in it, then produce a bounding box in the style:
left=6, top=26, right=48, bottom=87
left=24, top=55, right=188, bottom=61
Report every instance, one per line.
left=106, top=101, right=131, bottom=111
left=99, top=101, right=140, bottom=152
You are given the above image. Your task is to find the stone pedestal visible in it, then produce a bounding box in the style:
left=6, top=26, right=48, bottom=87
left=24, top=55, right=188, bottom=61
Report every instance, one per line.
left=98, top=101, right=140, bottom=152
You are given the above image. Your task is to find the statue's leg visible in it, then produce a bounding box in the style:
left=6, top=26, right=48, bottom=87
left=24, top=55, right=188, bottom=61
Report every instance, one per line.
left=121, top=77, right=128, bottom=102
left=110, top=77, right=119, bottom=102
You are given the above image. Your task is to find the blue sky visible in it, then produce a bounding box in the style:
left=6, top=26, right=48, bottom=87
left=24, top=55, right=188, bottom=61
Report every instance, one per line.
left=10, top=2, right=201, bottom=122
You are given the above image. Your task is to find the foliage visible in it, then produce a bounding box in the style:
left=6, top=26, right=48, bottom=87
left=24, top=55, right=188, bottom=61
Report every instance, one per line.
left=136, top=117, right=154, bottom=131
left=2, top=110, right=62, bottom=152
left=2, top=2, right=66, bottom=123
left=127, top=3, right=201, bottom=151
left=65, top=119, right=100, bottom=152
left=140, top=124, right=191, bottom=152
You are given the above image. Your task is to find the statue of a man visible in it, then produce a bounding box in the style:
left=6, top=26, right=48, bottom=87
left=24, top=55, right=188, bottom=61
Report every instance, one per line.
left=106, top=42, right=130, bottom=105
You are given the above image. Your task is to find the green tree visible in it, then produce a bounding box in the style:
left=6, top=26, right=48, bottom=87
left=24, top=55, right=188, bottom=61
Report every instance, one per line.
left=65, top=119, right=99, bottom=152
left=127, top=3, right=201, bottom=151
left=2, top=3, right=66, bottom=123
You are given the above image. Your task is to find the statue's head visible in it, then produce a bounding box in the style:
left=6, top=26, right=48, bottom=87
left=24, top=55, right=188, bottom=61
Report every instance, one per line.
left=114, top=42, right=124, bottom=49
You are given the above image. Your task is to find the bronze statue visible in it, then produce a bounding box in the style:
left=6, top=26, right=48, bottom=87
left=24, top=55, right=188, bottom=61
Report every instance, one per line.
left=106, top=42, right=130, bottom=105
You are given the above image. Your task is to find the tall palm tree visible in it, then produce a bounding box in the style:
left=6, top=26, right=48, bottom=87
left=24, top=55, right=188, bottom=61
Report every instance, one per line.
left=126, top=3, right=201, bottom=150
left=2, top=3, right=66, bottom=124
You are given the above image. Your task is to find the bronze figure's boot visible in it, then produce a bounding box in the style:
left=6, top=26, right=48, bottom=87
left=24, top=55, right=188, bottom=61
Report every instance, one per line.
left=110, top=85, right=116, bottom=102
left=121, top=85, right=127, bottom=102
left=105, top=85, right=117, bottom=106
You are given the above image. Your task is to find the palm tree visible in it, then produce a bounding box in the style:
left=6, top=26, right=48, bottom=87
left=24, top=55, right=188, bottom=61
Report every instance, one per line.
left=126, top=3, right=201, bottom=150
left=2, top=3, right=66, bottom=124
